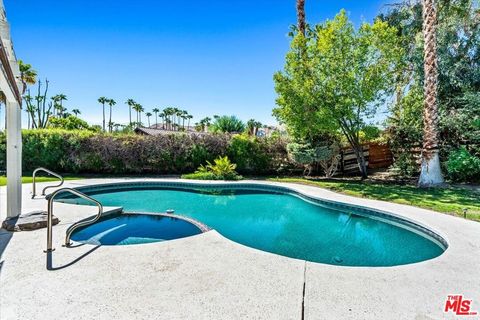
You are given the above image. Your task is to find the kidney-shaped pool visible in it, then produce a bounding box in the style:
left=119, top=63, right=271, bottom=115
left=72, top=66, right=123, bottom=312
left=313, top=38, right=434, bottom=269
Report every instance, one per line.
left=57, top=182, right=447, bottom=267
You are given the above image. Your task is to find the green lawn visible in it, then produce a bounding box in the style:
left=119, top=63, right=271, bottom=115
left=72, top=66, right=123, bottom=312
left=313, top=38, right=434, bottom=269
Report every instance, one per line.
left=268, top=177, right=480, bottom=222
left=0, top=176, right=83, bottom=186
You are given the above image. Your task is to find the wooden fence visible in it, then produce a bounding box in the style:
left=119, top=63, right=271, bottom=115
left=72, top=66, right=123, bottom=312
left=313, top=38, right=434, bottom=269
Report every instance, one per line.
left=339, top=143, right=393, bottom=174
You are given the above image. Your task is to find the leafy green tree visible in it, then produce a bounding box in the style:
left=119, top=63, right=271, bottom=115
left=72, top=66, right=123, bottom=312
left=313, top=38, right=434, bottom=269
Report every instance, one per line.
left=71, top=109, right=81, bottom=116
left=48, top=115, right=92, bottom=131
left=210, top=115, right=245, bottom=133
left=274, top=10, right=403, bottom=178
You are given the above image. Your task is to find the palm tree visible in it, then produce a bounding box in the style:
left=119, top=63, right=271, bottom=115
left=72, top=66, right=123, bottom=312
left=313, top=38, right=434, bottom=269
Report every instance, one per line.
left=210, top=115, right=245, bottom=133
left=18, top=60, right=37, bottom=94
left=72, top=109, right=81, bottom=116
left=134, top=103, right=144, bottom=125
left=418, top=0, right=444, bottom=187
left=181, top=110, right=188, bottom=129
left=163, top=107, right=173, bottom=130
left=171, top=107, right=179, bottom=130
left=98, top=97, right=108, bottom=131
left=133, top=103, right=140, bottom=124
left=146, top=112, right=152, bottom=127
left=126, top=99, right=136, bottom=126
left=186, top=114, right=193, bottom=131
left=57, top=94, right=67, bottom=109
left=296, top=0, right=306, bottom=36
left=152, top=108, right=160, bottom=128
left=108, top=99, right=116, bottom=132
left=200, top=117, right=212, bottom=132
left=159, top=112, right=165, bottom=129
left=165, top=118, right=172, bottom=130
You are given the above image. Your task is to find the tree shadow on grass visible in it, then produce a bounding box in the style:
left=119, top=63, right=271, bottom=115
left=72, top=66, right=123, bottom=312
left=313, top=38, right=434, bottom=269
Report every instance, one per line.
left=299, top=178, right=480, bottom=220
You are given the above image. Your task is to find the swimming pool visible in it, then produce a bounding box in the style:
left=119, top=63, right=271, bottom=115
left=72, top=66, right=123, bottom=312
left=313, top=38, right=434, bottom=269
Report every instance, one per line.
left=59, top=182, right=447, bottom=267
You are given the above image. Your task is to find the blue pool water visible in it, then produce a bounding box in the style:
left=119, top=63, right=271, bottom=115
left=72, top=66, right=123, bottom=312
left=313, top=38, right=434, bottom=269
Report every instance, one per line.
left=65, top=186, right=446, bottom=266
left=71, top=214, right=202, bottom=245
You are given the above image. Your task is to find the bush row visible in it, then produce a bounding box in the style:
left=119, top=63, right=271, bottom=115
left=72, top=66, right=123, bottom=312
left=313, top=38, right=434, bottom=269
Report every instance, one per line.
left=0, top=130, right=292, bottom=175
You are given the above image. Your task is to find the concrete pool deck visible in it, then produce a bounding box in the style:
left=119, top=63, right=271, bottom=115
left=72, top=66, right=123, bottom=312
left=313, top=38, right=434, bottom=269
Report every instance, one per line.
left=0, top=178, right=479, bottom=319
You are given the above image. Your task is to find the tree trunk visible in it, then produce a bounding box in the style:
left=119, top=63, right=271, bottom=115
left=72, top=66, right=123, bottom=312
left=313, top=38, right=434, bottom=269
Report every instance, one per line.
left=102, top=104, right=106, bottom=132
left=418, top=0, right=444, bottom=187
left=109, top=106, right=112, bottom=132
left=296, top=0, right=306, bottom=36
left=352, top=144, right=368, bottom=179
left=129, top=106, right=132, bottom=126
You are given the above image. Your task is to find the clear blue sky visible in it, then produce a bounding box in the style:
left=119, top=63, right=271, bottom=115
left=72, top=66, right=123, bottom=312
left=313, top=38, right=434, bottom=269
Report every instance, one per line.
left=6, top=0, right=388, bottom=127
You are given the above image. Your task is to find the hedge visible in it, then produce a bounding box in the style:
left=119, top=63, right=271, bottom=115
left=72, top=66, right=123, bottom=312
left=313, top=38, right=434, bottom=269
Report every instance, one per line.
left=0, top=130, right=292, bottom=175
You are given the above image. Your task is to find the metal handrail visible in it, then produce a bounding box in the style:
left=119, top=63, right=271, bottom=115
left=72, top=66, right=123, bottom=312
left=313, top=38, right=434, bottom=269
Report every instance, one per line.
left=46, top=188, right=103, bottom=253
left=32, top=167, right=64, bottom=198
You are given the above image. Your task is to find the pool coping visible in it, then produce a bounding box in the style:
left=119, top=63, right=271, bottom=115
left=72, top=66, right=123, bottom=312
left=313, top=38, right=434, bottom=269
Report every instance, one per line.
left=124, top=211, right=212, bottom=233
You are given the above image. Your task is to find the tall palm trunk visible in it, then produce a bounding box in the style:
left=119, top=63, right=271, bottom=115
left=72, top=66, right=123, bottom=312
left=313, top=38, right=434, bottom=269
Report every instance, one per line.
left=102, top=103, right=106, bottom=132
left=129, top=106, right=132, bottom=126
left=109, top=105, right=112, bottom=132
left=297, top=0, right=306, bottom=36
left=418, top=0, right=444, bottom=187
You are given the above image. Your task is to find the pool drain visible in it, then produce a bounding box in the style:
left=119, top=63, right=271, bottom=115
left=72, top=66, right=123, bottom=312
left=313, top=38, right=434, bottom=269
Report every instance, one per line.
left=332, top=256, right=343, bottom=263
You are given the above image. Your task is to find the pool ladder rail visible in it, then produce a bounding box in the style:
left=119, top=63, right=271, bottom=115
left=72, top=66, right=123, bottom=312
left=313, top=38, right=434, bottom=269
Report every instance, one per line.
left=45, top=187, right=104, bottom=253
left=31, top=167, right=64, bottom=199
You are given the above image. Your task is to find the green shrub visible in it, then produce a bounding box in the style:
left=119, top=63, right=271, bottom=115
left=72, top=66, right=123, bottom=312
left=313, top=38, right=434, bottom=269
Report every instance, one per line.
left=287, top=141, right=340, bottom=177
left=0, top=130, right=290, bottom=175
left=227, top=134, right=269, bottom=173
left=182, top=156, right=242, bottom=180
left=390, top=152, right=419, bottom=177
left=48, top=115, right=95, bottom=131
left=209, top=115, right=245, bottom=133
left=446, top=148, right=480, bottom=182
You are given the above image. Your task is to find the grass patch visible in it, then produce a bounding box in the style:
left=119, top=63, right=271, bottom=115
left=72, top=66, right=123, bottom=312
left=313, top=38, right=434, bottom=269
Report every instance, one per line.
left=0, top=176, right=83, bottom=186
left=268, top=177, right=480, bottom=222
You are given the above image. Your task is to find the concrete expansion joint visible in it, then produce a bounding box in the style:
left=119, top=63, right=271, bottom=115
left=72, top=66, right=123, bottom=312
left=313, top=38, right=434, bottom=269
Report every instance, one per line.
left=301, top=260, right=307, bottom=320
